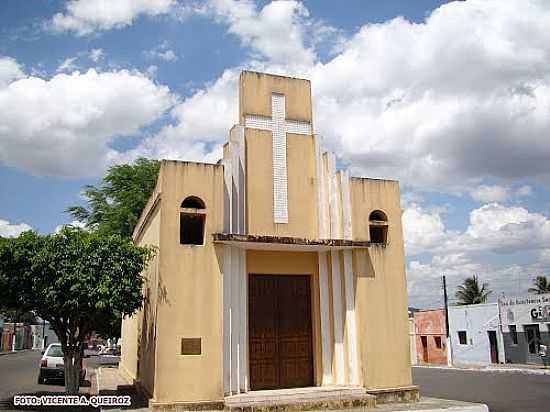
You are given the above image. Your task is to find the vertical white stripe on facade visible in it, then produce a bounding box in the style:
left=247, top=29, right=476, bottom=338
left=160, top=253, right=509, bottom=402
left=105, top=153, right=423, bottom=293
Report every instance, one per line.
left=340, top=170, right=359, bottom=384
left=318, top=251, right=333, bottom=384
left=328, top=153, right=342, bottom=239
left=343, top=250, right=359, bottom=384
left=222, top=147, right=233, bottom=394
left=271, top=93, right=289, bottom=223
left=223, top=126, right=248, bottom=395
left=238, top=249, right=248, bottom=392
left=330, top=250, right=345, bottom=384
left=315, top=137, right=328, bottom=239
left=230, top=247, right=240, bottom=394
left=340, top=171, right=353, bottom=240
left=222, top=245, right=231, bottom=394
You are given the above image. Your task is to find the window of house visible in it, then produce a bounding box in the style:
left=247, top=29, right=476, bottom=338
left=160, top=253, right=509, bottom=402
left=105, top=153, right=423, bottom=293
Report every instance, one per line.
left=369, top=210, right=388, bottom=245
left=458, top=331, right=468, bottom=345
left=509, top=325, right=518, bottom=345
left=434, top=336, right=442, bottom=349
left=524, top=324, right=541, bottom=354
left=180, top=196, right=206, bottom=245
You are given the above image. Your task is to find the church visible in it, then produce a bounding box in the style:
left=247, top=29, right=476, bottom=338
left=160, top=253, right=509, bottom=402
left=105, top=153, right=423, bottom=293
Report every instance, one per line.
left=120, top=71, right=415, bottom=409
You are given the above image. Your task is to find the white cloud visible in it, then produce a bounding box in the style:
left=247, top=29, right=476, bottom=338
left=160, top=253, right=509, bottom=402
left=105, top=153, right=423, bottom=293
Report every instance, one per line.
left=516, top=185, right=534, bottom=197
left=470, top=185, right=510, bottom=203
left=402, top=203, right=452, bottom=256
left=55, top=220, right=87, bottom=233
left=0, top=219, right=32, bottom=237
left=144, top=42, right=178, bottom=62
left=50, top=0, right=175, bottom=36
left=204, top=0, right=318, bottom=69
left=145, top=65, right=159, bottom=78
left=158, top=49, right=177, bottom=62
left=56, top=56, right=78, bottom=73
left=0, top=63, right=176, bottom=177
left=0, top=56, right=25, bottom=87
left=88, top=48, right=104, bottom=62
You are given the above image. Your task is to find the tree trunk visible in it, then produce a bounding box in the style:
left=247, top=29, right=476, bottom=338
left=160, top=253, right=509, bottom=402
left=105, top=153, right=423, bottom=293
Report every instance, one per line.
left=63, top=348, right=82, bottom=394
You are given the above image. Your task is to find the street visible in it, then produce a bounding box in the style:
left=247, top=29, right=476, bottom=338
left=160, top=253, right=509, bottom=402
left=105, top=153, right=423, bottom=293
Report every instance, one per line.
left=413, top=366, right=550, bottom=412
left=0, top=350, right=119, bottom=410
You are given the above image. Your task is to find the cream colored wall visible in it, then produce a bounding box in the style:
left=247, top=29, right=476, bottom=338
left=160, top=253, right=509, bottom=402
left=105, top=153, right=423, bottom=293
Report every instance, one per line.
left=154, top=160, right=225, bottom=403
left=245, top=129, right=318, bottom=238
left=350, top=178, right=412, bottom=389
left=246, top=250, right=323, bottom=385
left=120, top=201, right=161, bottom=397
left=239, top=71, right=312, bottom=123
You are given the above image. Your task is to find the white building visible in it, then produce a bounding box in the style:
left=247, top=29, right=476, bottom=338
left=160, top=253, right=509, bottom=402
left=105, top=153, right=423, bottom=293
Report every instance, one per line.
left=448, top=303, right=505, bottom=366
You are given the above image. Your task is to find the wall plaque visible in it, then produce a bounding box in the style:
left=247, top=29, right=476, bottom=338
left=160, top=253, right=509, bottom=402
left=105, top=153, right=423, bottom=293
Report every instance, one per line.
left=181, top=338, right=202, bottom=355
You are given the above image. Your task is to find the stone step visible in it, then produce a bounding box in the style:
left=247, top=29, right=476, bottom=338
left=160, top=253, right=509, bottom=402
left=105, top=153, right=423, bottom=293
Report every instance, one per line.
left=225, top=386, right=376, bottom=412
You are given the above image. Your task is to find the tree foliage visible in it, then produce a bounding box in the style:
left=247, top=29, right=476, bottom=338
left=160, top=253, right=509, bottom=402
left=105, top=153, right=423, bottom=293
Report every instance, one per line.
left=455, top=275, right=491, bottom=305
left=528, top=276, right=550, bottom=295
left=0, top=228, right=153, bottom=393
left=67, top=158, right=160, bottom=238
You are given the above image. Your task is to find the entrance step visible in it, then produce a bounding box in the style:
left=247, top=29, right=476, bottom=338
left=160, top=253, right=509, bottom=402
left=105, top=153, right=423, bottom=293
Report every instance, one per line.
left=224, top=386, right=376, bottom=411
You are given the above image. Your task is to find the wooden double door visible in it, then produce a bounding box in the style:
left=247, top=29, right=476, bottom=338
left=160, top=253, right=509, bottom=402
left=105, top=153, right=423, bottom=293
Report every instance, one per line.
left=248, top=274, right=313, bottom=390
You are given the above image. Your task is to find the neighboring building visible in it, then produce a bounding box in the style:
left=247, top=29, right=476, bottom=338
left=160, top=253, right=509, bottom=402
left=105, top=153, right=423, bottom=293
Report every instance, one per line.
left=448, top=303, right=504, bottom=366
left=414, top=309, right=447, bottom=364
left=500, top=293, right=550, bottom=365
left=120, top=71, right=413, bottom=407
left=1, top=323, right=32, bottom=351
left=31, top=322, right=59, bottom=350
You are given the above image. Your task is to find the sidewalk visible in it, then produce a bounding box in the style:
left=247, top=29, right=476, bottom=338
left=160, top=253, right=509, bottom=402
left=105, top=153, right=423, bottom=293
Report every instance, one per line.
left=0, top=348, right=36, bottom=356
left=414, top=362, right=550, bottom=375
left=96, top=366, right=148, bottom=411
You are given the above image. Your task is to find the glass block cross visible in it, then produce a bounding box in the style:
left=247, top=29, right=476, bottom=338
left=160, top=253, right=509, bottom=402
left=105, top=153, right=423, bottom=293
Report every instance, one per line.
left=244, top=93, right=312, bottom=223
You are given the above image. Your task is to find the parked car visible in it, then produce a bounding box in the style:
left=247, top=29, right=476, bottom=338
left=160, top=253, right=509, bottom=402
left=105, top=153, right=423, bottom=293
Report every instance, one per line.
left=98, top=346, right=120, bottom=356
left=38, top=343, right=86, bottom=384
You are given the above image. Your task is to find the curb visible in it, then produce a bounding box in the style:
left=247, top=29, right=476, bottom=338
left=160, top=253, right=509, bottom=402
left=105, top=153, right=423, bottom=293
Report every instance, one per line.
left=0, top=349, right=36, bottom=356
left=414, top=364, right=550, bottom=375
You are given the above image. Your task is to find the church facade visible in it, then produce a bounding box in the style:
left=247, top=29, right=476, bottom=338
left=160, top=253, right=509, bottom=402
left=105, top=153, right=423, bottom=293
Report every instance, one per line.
left=120, top=71, right=413, bottom=407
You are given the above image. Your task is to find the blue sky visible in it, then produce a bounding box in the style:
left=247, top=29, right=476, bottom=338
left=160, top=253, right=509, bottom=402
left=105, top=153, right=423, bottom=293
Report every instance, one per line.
left=1, top=0, right=549, bottom=308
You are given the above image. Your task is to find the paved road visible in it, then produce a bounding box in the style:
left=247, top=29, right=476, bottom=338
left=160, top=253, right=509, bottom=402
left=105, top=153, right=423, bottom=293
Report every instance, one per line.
left=413, top=366, right=550, bottom=412
left=0, top=350, right=119, bottom=410
left=0, top=351, right=68, bottom=401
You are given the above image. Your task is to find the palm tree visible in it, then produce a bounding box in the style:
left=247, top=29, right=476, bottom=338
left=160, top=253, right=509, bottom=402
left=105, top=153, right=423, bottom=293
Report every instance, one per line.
left=455, top=275, right=491, bottom=305
left=528, top=276, right=550, bottom=295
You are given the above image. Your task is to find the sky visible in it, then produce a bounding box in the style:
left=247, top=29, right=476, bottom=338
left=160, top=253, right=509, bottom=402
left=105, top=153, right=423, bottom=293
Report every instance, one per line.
left=1, top=0, right=550, bottom=309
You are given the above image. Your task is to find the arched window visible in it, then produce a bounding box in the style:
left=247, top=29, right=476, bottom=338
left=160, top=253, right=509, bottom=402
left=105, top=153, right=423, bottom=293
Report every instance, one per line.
left=180, top=196, right=206, bottom=245
left=181, top=196, right=205, bottom=209
left=369, top=210, right=388, bottom=245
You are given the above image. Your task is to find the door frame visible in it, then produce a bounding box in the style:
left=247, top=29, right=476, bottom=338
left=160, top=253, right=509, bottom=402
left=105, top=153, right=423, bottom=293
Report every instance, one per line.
left=487, top=330, right=499, bottom=364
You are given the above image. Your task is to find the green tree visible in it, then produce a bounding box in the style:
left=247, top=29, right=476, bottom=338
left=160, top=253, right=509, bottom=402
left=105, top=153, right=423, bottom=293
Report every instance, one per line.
left=455, top=275, right=491, bottom=305
left=0, top=229, right=153, bottom=394
left=67, top=158, right=160, bottom=238
left=528, top=276, right=550, bottom=294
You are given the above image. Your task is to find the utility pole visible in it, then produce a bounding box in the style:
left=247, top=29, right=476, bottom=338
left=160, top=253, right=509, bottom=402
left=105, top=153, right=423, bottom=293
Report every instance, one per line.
left=443, top=275, right=453, bottom=366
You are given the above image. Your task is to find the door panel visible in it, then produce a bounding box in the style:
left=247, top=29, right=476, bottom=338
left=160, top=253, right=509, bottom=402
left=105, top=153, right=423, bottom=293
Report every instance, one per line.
left=249, top=275, right=313, bottom=390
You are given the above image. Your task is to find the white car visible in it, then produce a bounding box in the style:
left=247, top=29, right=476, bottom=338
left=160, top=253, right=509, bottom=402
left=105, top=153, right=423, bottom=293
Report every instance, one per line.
left=38, top=343, right=86, bottom=384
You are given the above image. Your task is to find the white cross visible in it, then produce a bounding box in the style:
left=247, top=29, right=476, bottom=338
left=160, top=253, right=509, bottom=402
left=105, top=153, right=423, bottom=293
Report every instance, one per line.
left=244, top=93, right=312, bottom=224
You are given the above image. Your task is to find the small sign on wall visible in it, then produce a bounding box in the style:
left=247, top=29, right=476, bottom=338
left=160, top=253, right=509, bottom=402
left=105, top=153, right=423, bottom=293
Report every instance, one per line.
left=181, top=338, right=202, bottom=355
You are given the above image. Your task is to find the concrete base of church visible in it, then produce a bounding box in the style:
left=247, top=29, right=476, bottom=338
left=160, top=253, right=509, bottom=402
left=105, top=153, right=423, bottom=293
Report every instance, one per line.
left=367, top=386, right=420, bottom=404
left=145, top=385, right=424, bottom=411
